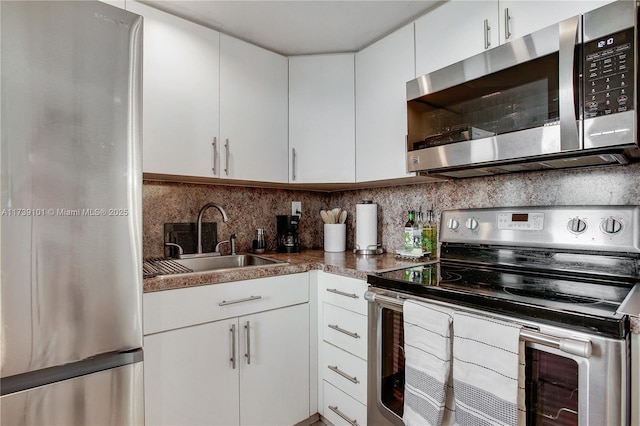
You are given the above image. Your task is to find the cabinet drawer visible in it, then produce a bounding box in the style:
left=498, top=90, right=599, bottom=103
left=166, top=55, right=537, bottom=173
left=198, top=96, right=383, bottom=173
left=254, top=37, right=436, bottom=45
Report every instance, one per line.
left=144, top=273, right=309, bottom=335
left=319, top=273, right=368, bottom=315
left=322, top=303, right=367, bottom=360
left=322, top=341, right=367, bottom=405
left=323, top=380, right=367, bottom=426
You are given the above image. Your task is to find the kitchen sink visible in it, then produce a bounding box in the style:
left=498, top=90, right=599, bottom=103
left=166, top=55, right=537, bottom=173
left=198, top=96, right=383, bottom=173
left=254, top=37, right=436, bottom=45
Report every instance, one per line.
left=174, top=253, right=286, bottom=272
left=143, top=253, right=288, bottom=277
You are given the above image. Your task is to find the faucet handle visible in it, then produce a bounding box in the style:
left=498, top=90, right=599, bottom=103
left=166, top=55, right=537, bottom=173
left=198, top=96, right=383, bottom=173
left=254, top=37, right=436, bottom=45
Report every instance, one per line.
left=215, top=240, right=230, bottom=253
left=164, top=242, right=184, bottom=258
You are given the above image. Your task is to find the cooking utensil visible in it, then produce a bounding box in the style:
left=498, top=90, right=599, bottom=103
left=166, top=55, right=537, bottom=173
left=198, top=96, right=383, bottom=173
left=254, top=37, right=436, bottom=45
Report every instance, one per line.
left=338, top=210, right=347, bottom=224
left=320, top=210, right=330, bottom=224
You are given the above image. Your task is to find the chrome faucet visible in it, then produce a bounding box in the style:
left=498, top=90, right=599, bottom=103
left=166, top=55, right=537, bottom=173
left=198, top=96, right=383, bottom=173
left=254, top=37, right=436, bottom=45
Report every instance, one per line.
left=197, top=203, right=229, bottom=254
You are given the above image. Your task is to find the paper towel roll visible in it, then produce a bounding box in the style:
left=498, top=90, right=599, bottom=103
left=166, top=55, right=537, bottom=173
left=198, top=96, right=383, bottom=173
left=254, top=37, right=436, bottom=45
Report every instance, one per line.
left=356, top=202, right=378, bottom=250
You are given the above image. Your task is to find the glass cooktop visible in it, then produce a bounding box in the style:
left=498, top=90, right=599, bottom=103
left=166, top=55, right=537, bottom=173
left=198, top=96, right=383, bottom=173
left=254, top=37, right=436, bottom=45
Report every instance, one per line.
left=368, top=262, right=635, bottom=337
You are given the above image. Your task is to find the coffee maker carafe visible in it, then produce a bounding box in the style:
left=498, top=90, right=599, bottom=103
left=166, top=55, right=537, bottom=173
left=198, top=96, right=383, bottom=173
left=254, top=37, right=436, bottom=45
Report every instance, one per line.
left=276, top=215, right=301, bottom=253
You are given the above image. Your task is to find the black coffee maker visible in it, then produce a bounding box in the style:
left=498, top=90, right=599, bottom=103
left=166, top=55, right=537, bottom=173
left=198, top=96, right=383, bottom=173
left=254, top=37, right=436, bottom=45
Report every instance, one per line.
left=276, top=215, right=301, bottom=253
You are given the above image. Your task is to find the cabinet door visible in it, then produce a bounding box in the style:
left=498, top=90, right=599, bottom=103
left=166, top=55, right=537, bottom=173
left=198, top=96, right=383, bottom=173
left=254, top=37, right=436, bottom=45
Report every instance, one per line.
left=415, top=0, right=498, bottom=77
left=500, top=1, right=614, bottom=43
left=219, top=34, right=288, bottom=183
left=289, top=54, right=356, bottom=183
left=239, top=303, right=310, bottom=425
left=127, top=1, right=220, bottom=178
left=356, top=23, right=415, bottom=182
left=144, top=319, right=240, bottom=426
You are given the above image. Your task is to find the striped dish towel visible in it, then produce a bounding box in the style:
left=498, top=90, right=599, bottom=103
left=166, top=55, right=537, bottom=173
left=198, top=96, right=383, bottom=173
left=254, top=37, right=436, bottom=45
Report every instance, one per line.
left=452, top=311, right=526, bottom=426
left=402, top=300, right=455, bottom=426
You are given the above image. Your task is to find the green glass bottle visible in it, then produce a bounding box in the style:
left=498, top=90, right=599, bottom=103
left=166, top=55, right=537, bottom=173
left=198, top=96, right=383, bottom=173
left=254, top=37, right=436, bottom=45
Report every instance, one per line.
left=425, top=208, right=438, bottom=260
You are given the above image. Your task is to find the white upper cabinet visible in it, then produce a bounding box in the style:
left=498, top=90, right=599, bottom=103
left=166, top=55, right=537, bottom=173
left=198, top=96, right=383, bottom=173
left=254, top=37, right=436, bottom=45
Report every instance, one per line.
left=355, top=23, right=415, bottom=182
left=415, top=0, right=498, bottom=77
left=127, top=1, right=220, bottom=178
left=415, top=0, right=616, bottom=78
left=500, top=1, right=615, bottom=43
left=219, top=34, right=289, bottom=183
left=289, top=54, right=356, bottom=184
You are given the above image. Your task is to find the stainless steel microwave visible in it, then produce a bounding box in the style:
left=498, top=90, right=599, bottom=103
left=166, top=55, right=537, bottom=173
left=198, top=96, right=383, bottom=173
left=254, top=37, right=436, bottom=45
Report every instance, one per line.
left=407, top=1, right=638, bottom=178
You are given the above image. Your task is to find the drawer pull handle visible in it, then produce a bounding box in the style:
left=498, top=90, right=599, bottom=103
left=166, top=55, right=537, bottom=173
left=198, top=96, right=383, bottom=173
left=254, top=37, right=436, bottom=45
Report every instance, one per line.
left=328, top=365, right=359, bottom=384
left=327, top=288, right=358, bottom=299
left=328, top=405, right=359, bottom=426
left=328, top=324, right=360, bottom=339
left=219, top=295, right=262, bottom=306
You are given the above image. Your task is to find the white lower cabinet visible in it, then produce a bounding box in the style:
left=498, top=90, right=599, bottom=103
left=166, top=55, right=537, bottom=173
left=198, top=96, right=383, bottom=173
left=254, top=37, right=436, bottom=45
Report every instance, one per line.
left=317, top=272, right=368, bottom=425
left=143, top=274, right=310, bottom=426
left=239, top=304, right=310, bottom=425
left=144, top=319, right=239, bottom=426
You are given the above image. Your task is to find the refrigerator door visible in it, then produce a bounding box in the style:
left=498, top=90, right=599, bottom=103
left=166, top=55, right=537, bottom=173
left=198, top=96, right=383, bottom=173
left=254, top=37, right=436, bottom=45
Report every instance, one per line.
left=0, top=1, right=143, bottom=377
left=1, top=358, right=144, bottom=425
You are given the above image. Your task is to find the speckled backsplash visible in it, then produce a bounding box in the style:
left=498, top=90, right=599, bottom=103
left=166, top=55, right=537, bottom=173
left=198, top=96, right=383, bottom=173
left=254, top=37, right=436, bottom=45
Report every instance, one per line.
left=143, top=163, right=640, bottom=258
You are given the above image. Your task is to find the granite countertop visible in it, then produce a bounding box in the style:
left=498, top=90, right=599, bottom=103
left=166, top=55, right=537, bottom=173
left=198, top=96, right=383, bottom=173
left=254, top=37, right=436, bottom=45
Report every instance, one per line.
left=143, top=249, right=426, bottom=293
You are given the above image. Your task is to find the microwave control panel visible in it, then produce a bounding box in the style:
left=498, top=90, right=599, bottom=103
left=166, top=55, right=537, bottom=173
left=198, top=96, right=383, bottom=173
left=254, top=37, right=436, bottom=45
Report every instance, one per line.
left=583, top=27, right=634, bottom=118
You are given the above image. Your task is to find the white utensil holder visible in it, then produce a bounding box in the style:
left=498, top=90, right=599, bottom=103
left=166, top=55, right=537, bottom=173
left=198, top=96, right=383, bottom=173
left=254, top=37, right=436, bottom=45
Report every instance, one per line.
left=324, top=224, right=346, bottom=252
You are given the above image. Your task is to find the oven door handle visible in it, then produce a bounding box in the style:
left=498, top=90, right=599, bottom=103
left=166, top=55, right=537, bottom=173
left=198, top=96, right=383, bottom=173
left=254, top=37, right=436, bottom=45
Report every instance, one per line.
left=365, top=291, right=593, bottom=358
left=521, top=329, right=592, bottom=358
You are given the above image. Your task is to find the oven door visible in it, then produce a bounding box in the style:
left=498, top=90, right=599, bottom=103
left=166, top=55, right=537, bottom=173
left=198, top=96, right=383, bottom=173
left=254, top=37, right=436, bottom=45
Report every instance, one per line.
left=367, top=293, right=406, bottom=426
left=366, top=289, right=630, bottom=426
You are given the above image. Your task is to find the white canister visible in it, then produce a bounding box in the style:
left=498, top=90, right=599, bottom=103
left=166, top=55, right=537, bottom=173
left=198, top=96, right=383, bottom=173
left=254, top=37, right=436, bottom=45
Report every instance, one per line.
left=324, top=223, right=346, bottom=252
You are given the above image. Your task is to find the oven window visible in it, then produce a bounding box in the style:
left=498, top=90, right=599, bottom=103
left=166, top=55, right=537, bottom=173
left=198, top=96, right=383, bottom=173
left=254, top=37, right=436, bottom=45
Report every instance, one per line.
left=408, top=53, right=560, bottom=151
left=525, top=347, right=579, bottom=426
left=381, top=307, right=405, bottom=418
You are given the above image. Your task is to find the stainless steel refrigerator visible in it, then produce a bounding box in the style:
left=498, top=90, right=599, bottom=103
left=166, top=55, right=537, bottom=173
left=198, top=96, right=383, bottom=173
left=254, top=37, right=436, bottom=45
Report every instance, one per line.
left=1, top=1, right=144, bottom=424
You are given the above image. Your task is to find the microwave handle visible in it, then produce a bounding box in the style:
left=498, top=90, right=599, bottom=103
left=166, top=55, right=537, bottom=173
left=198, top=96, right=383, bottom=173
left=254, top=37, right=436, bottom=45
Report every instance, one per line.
left=558, top=15, right=581, bottom=151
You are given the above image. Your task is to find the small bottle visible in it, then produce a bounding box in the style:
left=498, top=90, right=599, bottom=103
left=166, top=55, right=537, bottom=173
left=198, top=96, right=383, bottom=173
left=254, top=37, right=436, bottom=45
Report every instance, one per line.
left=403, top=210, right=415, bottom=251
left=421, top=211, right=432, bottom=255
left=414, top=209, right=424, bottom=254
left=425, top=207, right=438, bottom=260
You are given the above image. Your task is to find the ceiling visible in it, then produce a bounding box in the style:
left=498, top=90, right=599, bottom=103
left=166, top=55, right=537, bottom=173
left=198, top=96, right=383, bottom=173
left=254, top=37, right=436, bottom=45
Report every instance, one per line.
left=139, top=1, right=442, bottom=56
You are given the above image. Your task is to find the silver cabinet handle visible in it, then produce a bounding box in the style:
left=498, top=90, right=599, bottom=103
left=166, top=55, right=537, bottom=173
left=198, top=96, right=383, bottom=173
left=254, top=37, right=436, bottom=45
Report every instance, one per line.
left=291, top=147, right=296, bottom=181
left=212, top=137, right=217, bottom=175
left=224, top=138, right=230, bottom=176
left=230, top=323, right=236, bottom=369
left=328, top=405, right=359, bottom=426
left=244, top=321, right=251, bottom=365
left=328, top=324, right=360, bottom=339
left=328, top=365, right=360, bottom=384
left=483, top=19, right=491, bottom=49
left=504, top=8, right=511, bottom=40
left=218, top=295, right=262, bottom=306
left=326, top=288, right=358, bottom=299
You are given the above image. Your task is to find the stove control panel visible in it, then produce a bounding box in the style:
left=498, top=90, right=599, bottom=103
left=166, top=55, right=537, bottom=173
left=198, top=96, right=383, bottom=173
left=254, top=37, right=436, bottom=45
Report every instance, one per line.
left=440, top=206, right=640, bottom=253
left=497, top=212, right=544, bottom=231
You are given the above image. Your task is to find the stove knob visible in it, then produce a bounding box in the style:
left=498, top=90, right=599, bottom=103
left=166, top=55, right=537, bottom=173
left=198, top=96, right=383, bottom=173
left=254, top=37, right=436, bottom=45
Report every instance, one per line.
left=601, top=217, right=623, bottom=234
left=465, top=218, right=479, bottom=231
left=568, top=217, right=587, bottom=233
left=447, top=218, right=460, bottom=230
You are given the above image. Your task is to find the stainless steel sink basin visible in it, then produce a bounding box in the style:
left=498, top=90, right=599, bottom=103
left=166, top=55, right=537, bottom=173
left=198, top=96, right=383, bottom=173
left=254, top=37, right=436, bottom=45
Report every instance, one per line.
left=144, top=254, right=288, bottom=277
left=174, top=253, right=286, bottom=273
